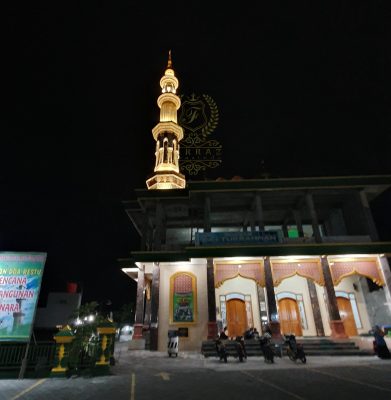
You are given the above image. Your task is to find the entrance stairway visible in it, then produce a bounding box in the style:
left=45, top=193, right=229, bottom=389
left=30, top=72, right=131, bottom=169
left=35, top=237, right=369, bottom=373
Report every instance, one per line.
left=201, top=337, right=374, bottom=358
left=298, top=337, right=373, bottom=356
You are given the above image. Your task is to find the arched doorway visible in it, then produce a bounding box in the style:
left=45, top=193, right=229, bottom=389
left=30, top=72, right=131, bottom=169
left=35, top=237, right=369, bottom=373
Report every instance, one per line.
left=226, top=299, right=247, bottom=337
left=337, top=297, right=358, bottom=336
left=278, top=298, right=303, bottom=336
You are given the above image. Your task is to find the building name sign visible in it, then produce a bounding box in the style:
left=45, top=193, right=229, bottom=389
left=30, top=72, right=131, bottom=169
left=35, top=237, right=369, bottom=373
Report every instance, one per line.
left=195, top=231, right=283, bottom=247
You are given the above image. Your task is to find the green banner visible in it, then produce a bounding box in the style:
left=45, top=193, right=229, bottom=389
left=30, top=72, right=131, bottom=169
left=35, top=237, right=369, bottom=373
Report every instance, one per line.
left=0, top=252, right=47, bottom=342
left=173, top=292, right=194, bottom=323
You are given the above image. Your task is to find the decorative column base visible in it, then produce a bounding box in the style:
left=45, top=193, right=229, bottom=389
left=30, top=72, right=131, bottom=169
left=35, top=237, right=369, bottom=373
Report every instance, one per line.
left=133, top=323, right=144, bottom=340
left=330, top=320, right=348, bottom=338
left=207, top=322, right=218, bottom=339
left=94, top=322, right=116, bottom=376
left=150, top=327, right=158, bottom=351
left=50, top=368, right=68, bottom=378
left=50, top=326, right=75, bottom=378
left=269, top=321, right=283, bottom=341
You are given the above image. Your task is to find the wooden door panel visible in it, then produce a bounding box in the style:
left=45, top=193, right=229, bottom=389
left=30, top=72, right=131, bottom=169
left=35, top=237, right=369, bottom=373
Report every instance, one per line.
left=279, top=298, right=302, bottom=336
left=337, top=297, right=358, bottom=337
left=227, top=299, right=247, bottom=337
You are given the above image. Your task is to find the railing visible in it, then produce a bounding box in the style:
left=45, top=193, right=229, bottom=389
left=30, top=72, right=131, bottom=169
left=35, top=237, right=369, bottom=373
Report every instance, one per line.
left=0, top=342, right=56, bottom=377
left=1, top=322, right=117, bottom=378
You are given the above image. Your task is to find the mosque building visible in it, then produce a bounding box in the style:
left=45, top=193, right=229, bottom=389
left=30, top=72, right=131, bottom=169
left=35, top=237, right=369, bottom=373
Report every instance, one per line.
left=120, top=54, right=391, bottom=352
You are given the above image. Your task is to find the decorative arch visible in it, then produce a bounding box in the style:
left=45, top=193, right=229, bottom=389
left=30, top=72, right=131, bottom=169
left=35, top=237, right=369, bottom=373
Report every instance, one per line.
left=276, top=292, right=297, bottom=301
left=169, top=272, right=197, bottom=325
left=335, top=291, right=349, bottom=299
left=214, top=262, right=265, bottom=287
left=271, top=260, right=324, bottom=286
left=226, top=293, right=245, bottom=301
left=329, top=259, right=384, bottom=286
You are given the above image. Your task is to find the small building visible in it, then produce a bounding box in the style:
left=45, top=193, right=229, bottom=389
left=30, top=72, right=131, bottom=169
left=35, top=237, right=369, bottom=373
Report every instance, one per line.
left=35, top=284, right=82, bottom=336
left=120, top=54, right=391, bottom=352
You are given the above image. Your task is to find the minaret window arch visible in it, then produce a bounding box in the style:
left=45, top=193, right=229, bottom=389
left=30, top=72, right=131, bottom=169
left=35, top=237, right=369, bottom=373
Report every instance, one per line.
left=163, top=137, right=169, bottom=163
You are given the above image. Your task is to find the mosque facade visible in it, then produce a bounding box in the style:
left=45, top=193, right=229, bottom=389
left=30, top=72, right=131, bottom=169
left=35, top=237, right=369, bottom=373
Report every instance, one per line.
left=121, top=55, right=391, bottom=352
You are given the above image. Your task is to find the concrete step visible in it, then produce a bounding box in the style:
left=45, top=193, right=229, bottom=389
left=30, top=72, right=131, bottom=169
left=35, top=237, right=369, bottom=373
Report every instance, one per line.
left=305, top=349, right=373, bottom=356
left=301, top=342, right=358, bottom=349
left=201, top=338, right=374, bottom=357
left=301, top=340, right=357, bottom=343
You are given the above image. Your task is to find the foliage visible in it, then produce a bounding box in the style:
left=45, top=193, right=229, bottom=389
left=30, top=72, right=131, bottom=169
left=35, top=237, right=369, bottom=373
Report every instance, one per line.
left=75, top=301, right=99, bottom=319
left=67, top=301, right=107, bottom=371
left=64, top=300, right=134, bottom=371
left=113, top=302, right=135, bottom=326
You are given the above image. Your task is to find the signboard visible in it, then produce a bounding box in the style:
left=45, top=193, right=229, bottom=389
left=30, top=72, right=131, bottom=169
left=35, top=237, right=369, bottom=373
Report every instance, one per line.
left=173, top=292, right=194, bottom=323
left=177, top=327, right=189, bottom=337
left=0, top=252, right=47, bottom=342
left=179, top=93, right=222, bottom=175
left=195, top=231, right=283, bottom=246
left=170, top=272, right=197, bottom=324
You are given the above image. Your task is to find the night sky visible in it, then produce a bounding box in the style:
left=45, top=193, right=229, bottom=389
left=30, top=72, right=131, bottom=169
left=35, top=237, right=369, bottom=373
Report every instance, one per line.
left=4, top=3, right=391, bottom=310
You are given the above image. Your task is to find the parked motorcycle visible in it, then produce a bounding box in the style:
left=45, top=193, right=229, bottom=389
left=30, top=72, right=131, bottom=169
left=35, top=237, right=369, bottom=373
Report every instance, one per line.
left=259, top=333, right=275, bottom=363
left=285, top=334, right=306, bottom=363
left=215, top=338, right=228, bottom=363
left=235, top=336, right=247, bottom=362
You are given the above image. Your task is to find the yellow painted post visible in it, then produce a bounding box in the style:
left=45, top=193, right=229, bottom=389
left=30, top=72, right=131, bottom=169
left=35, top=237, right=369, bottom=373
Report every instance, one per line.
left=94, top=320, right=116, bottom=375
left=50, top=325, right=75, bottom=377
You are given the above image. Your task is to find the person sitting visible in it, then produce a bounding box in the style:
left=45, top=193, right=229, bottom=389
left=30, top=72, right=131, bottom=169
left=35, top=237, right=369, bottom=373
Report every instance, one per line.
left=372, top=325, right=391, bottom=359
left=215, top=337, right=228, bottom=362
left=219, top=326, right=229, bottom=340
left=253, top=328, right=260, bottom=340
left=244, top=327, right=255, bottom=339
left=264, top=324, right=272, bottom=336
left=235, top=336, right=247, bottom=360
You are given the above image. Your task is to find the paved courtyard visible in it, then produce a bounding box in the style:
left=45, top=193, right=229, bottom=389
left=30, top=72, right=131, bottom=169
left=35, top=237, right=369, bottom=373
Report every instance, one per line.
left=1, top=342, right=391, bottom=400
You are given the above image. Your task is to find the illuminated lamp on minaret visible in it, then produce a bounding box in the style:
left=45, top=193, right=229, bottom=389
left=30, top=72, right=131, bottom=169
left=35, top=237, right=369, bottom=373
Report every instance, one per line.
left=146, top=51, right=186, bottom=190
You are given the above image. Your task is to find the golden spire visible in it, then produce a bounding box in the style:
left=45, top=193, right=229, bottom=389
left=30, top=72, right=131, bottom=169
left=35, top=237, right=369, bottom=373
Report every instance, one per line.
left=167, top=50, right=172, bottom=69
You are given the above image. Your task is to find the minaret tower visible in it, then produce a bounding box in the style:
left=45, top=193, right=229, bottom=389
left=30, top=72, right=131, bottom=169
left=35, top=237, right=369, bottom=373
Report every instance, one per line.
left=146, top=51, right=186, bottom=190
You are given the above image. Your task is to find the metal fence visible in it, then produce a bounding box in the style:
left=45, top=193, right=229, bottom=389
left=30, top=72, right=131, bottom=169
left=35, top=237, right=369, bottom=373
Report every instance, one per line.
left=0, top=342, right=56, bottom=378
left=1, top=336, right=114, bottom=378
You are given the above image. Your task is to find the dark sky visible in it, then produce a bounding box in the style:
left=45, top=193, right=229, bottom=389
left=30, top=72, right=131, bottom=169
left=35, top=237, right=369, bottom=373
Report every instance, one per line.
left=4, top=2, right=391, bottom=309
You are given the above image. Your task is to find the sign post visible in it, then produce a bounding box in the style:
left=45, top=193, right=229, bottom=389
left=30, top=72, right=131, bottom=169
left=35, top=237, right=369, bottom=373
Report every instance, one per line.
left=0, top=252, right=47, bottom=378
